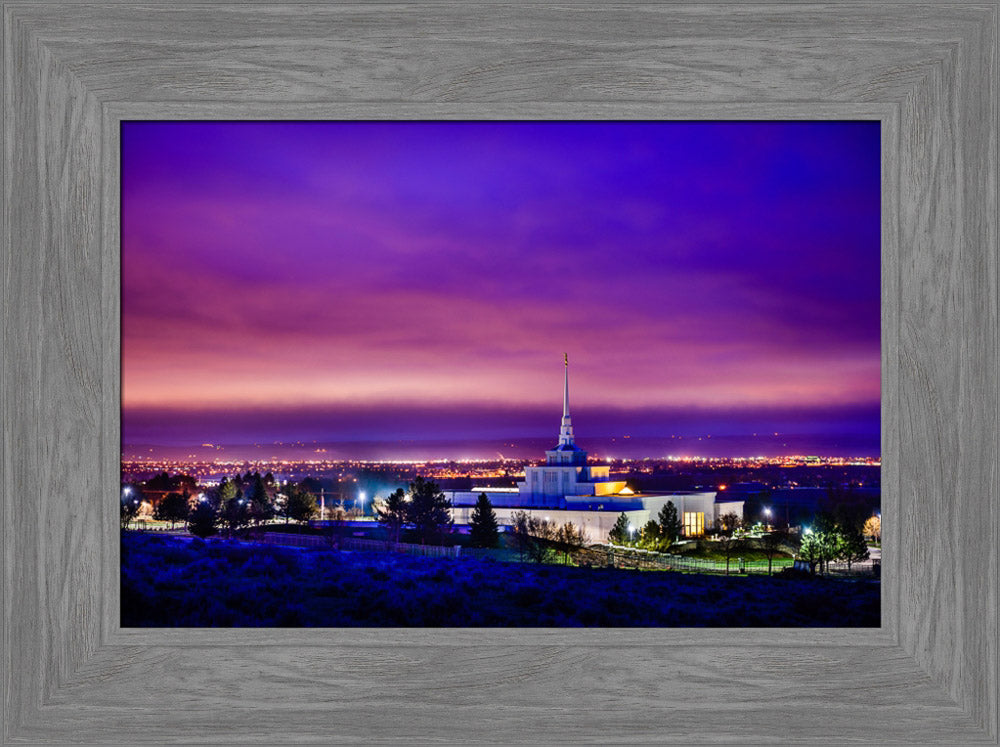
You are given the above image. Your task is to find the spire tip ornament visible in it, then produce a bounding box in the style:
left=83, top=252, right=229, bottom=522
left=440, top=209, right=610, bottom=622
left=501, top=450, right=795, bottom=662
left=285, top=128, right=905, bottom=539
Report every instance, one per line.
left=559, top=354, right=574, bottom=446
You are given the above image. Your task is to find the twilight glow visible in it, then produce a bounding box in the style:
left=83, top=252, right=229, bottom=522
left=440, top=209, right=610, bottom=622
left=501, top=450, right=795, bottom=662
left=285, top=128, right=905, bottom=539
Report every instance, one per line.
left=122, top=121, right=880, bottom=451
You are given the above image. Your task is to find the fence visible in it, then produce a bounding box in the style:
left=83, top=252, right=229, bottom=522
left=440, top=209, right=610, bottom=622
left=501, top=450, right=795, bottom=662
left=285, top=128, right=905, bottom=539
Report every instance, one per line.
left=604, top=545, right=877, bottom=577
left=340, top=536, right=461, bottom=558
left=259, top=532, right=461, bottom=559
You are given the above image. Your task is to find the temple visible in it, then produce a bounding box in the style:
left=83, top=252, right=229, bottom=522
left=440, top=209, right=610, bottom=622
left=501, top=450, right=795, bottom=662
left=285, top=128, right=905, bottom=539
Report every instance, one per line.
left=516, top=354, right=627, bottom=507
left=442, top=356, right=732, bottom=543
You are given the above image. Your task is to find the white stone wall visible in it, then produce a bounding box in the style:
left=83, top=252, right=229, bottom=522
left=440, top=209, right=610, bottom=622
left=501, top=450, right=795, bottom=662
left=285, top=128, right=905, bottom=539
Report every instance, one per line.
left=443, top=489, right=740, bottom=542
left=715, top=500, right=745, bottom=522
left=448, top=504, right=648, bottom=545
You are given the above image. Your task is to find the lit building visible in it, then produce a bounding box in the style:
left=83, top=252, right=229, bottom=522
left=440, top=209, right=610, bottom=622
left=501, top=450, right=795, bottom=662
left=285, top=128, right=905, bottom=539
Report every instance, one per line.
left=443, top=356, right=738, bottom=543
left=516, top=353, right=627, bottom=506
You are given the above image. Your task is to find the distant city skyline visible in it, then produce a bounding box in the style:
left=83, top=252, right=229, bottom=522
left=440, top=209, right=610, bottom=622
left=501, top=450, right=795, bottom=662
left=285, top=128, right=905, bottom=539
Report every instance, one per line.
left=122, top=121, right=880, bottom=453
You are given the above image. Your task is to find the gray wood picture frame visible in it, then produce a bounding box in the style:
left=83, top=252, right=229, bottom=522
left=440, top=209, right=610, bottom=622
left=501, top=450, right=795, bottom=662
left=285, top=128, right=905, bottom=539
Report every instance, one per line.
left=2, top=2, right=996, bottom=744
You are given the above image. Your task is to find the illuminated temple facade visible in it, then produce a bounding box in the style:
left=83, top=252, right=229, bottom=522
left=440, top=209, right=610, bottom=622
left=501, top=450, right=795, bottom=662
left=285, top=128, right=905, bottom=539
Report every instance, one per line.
left=516, top=354, right=627, bottom=507
left=443, top=356, right=731, bottom=543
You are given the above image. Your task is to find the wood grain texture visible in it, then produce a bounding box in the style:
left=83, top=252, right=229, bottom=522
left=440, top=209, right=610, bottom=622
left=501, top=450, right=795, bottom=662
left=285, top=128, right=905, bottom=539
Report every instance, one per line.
left=3, top=3, right=996, bottom=744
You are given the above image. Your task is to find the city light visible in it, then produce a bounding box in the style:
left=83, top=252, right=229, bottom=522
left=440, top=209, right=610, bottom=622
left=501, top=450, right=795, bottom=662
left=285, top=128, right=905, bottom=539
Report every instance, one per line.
left=120, top=452, right=880, bottom=485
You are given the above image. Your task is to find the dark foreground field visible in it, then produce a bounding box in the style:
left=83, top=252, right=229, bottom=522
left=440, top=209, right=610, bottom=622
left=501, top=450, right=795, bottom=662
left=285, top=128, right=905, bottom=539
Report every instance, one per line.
left=122, top=533, right=879, bottom=627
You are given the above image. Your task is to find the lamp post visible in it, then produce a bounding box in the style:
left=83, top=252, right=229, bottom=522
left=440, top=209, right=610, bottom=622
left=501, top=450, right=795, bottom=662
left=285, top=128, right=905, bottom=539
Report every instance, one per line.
left=763, top=507, right=771, bottom=531
left=358, top=491, right=366, bottom=518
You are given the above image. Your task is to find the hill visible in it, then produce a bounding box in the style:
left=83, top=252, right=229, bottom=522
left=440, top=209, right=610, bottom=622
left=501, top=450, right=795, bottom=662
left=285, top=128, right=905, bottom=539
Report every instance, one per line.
left=121, top=533, right=879, bottom=627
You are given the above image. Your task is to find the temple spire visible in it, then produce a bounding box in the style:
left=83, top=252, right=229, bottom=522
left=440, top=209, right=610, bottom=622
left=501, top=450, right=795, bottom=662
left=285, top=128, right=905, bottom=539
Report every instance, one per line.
left=558, top=353, right=575, bottom=446
left=563, top=353, right=569, bottom=418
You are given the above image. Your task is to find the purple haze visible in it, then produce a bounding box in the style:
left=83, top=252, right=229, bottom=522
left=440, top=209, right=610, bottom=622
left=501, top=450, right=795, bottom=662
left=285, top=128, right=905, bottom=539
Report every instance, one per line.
left=122, top=121, right=880, bottom=456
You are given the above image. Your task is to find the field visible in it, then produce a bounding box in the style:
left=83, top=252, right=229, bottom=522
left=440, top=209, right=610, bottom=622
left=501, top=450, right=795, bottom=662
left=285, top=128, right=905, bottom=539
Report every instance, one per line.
left=121, top=533, right=880, bottom=627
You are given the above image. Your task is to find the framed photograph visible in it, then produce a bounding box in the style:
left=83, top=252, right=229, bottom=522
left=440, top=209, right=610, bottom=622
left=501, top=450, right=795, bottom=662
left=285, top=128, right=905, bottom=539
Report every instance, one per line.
left=4, top=2, right=996, bottom=743
left=119, top=119, right=882, bottom=628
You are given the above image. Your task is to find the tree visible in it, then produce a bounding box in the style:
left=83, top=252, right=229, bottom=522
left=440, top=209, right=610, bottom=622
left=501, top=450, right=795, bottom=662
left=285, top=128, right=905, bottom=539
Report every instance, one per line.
left=761, top=531, right=787, bottom=576
left=509, top=511, right=534, bottom=562
left=221, top=495, right=252, bottom=538
left=833, top=500, right=870, bottom=535
left=247, top=474, right=274, bottom=526
left=556, top=522, right=587, bottom=564
left=863, top=515, right=881, bottom=542
left=406, top=476, right=453, bottom=545
left=608, top=512, right=630, bottom=545
left=639, top=520, right=661, bottom=550
left=657, top=501, right=682, bottom=546
left=812, top=510, right=838, bottom=535
left=469, top=493, right=500, bottom=548
left=187, top=500, right=218, bottom=539
left=525, top=517, right=557, bottom=563
left=285, top=483, right=318, bottom=524
left=217, top=477, right=238, bottom=508
left=376, top=488, right=408, bottom=546
left=719, top=512, right=741, bottom=537
left=797, top=531, right=826, bottom=574
left=120, top=486, right=142, bottom=530
left=526, top=515, right=558, bottom=563
left=717, top=534, right=742, bottom=575
left=508, top=511, right=558, bottom=563
left=838, top=527, right=870, bottom=570
left=154, top=491, right=189, bottom=528
left=808, top=512, right=842, bottom=574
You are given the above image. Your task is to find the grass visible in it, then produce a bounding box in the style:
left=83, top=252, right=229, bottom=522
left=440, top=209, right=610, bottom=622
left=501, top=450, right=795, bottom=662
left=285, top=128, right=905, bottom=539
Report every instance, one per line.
left=122, top=532, right=879, bottom=628
left=672, top=546, right=795, bottom=563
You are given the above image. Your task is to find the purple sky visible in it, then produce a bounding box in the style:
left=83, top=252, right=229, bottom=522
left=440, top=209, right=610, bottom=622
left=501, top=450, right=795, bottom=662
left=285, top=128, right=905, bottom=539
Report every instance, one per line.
left=122, top=121, right=880, bottom=452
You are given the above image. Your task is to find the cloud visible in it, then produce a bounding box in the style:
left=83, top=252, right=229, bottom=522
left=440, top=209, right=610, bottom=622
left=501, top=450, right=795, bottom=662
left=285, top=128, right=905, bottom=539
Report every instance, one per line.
left=122, top=121, right=881, bottom=447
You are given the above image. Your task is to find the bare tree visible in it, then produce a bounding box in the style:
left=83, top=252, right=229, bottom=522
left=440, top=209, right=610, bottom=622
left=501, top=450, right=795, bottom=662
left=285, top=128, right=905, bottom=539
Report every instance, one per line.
left=509, top=511, right=559, bottom=563
left=717, top=534, right=742, bottom=575
left=761, top=531, right=787, bottom=576
left=556, top=522, right=586, bottom=564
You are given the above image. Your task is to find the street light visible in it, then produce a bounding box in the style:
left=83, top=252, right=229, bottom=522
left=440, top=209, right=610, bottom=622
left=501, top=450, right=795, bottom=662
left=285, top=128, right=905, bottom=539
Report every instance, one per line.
left=358, top=491, right=366, bottom=516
